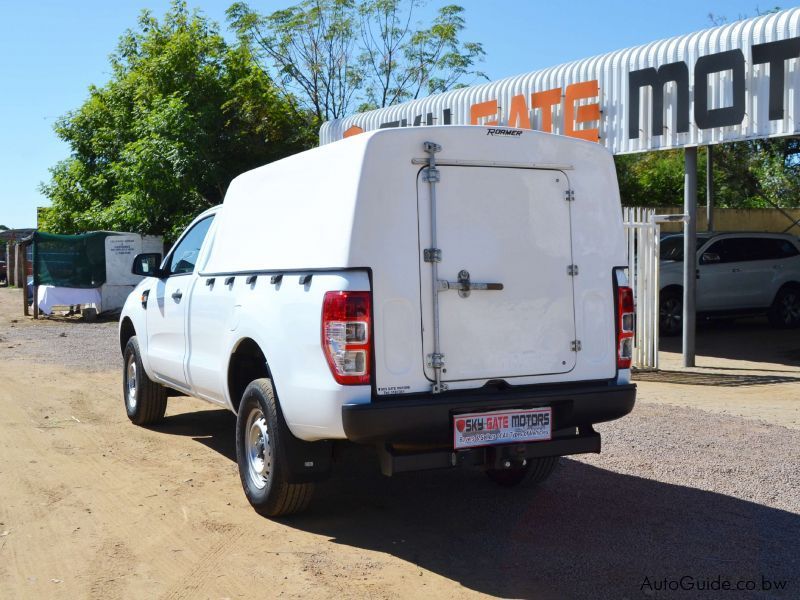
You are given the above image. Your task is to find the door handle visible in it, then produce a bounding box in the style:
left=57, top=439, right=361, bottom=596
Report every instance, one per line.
left=171, top=290, right=183, bottom=301
left=731, top=268, right=741, bottom=273
left=438, top=270, right=503, bottom=298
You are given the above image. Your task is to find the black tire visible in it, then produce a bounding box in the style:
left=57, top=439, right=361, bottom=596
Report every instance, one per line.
left=123, top=336, right=167, bottom=425
left=486, top=456, right=558, bottom=487
left=768, top=285, right=800, bottom=329
left=235, top=378, right=314, bottom=517
left=659, top=288, right=683, bottom=337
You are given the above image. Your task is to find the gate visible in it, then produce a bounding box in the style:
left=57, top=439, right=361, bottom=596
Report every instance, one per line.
left=623, top=208, right=661, bottom=370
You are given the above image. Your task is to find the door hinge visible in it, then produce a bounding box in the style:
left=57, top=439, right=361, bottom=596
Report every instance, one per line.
left=567, top=264, right=579, bottom=276
left=424, top=248, right=442, bottom=263
left=427, top=353, right=445, bottom=368
left=571, top=340, right=582, bottom=352
left=565, top=189, right=575, bottom=202
left=423, top=167, right=440, bottom=183
left=423, top=141, right=442, bottom=154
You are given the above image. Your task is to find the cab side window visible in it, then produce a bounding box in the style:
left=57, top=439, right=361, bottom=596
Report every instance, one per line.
left=704, top=239, right=746, bottom=264
left=167, top=216, right=214, bottom=276
left=770, top=239, right=799, bottom=259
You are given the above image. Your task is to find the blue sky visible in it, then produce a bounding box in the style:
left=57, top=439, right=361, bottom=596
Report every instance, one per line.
left=0, top=0, right=772, bottom=228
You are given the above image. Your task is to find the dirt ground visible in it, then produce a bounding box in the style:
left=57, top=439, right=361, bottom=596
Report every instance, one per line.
left=0, top=287, right=798, bottom=599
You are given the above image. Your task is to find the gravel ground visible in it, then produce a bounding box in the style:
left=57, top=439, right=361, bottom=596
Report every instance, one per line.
left=0, top=310, right=120, bottom=371
left=307, top=405, right=800, bottom=598
left=1, top=287, right=798, bottom=598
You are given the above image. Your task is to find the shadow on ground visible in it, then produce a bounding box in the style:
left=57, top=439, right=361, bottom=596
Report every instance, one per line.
left=659, top=317, right=800, bottom=368
left=633, top=369, right=800, bottom=386
left=152, top=408, right=236, bottom=460
left=153, top=410, right=799, bottom=599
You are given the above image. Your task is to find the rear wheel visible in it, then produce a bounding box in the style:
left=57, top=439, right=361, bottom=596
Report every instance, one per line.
left=235, top=378, right=314, bottom=516
left=485, top=456, right=558, bottom=487
left=768, top=285, right=800, bottom=329
left=122, top=336, right=167, bottom=425
left=659, top=288, right=682, bottom=337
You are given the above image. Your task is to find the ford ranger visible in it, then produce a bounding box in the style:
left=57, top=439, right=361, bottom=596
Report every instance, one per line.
left=119, top=126, right=636, bottom=516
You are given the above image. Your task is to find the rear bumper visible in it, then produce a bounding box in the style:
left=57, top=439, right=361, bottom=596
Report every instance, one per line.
left=342, top=381, right=636, bottom=445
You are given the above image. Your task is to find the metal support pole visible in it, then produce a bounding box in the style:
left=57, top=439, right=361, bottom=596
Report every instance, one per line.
left=6, top=242, right=15, bottom=287
left=18, top=243, right=28, bottom=317
left=706, top=145, right=714, bottom=232
left=683, top=147, right=697, bottom=367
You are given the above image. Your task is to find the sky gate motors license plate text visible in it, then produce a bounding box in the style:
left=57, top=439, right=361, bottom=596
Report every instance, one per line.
left=453, top=407, right=552, bottom=449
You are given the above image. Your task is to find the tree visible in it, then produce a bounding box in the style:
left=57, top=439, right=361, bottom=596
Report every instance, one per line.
left=40, top=1, right=315, bottom=241
left=227, top=0, right=486, bottom=121
left=615, top=139, right=800, bottom=211
left=0, top=225, right=8, bottom=231
left=356, top=1, right=486, bottom=110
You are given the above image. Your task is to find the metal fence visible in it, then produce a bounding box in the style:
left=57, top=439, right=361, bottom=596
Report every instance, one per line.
left=623, top=208, right=661, bottom=370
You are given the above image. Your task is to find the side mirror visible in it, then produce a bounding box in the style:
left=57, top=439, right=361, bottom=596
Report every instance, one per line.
left=700, top=252, right=720, bottom=265
left=132, top=253, right=163, bottom=277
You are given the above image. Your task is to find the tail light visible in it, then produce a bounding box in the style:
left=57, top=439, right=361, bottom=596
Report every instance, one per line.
left=616, top=279, right=635, bottom=370
left=321, top=291, right=371, bottom=385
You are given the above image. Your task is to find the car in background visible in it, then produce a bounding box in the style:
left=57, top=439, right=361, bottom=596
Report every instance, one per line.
left=659, top=232, right=800, bottom=335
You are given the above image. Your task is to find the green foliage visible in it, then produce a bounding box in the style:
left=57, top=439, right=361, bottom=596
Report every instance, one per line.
left=615, top=139, right=800, bottom=210
left=0, top=225, right=8, bottom=231
left=40, top=1, right=315, bottom=241
left=227, top=0, right=485, bottom=120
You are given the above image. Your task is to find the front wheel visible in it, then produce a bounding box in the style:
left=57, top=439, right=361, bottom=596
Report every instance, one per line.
left=485, top=456, right=558, bottom=487
left=768, top=286, right=800, bottom=329
left=122, top=336, right=167, bottom=425
left=235, top=379, right=314, bottom=517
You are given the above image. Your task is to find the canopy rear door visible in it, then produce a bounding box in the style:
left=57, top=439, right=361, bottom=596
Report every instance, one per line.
left=417, top=166, right=577, bottom=384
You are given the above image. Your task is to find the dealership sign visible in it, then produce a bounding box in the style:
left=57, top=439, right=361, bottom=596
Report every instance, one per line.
left=320, top=8, right=800, bottom=154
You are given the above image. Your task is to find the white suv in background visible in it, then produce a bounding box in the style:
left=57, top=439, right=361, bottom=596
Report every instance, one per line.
left=659, top=232, right=800, bottom=335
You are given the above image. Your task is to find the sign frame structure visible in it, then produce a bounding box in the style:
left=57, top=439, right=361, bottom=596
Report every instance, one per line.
left=320, top=8, right=800, bottom=155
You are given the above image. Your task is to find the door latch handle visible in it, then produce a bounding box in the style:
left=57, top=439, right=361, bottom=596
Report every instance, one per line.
left=731, top=267, right=741, bottom=273
left=171, top=290, right=183, bottom=301
left=438, top=270, right=504, bottom=298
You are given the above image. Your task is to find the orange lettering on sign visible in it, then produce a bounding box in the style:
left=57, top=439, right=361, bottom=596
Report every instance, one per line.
left=343, top=125, right=364, bottom=138
left=471, top=99, right=498, bottom=125
left=506, top=94, right=531, bottom=129
left=530, top=88, right=561, bottom=133
left=565, top=80, right=600, bottom=142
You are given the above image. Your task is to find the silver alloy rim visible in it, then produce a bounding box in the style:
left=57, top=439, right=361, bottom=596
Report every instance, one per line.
left=661, top=297, right=682, bottom=333
left=245, top=407, right=271, bottom=490
left=126, top=355, right=137, bottom=410
left=781, top=292, right=800, bottom=324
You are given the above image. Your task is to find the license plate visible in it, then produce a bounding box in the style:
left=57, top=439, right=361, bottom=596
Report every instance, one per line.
left=453, top=407, right=552, bottom=449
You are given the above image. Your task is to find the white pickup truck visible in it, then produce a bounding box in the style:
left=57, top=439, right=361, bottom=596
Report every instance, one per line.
left=119, top=126, right=636, bottom=516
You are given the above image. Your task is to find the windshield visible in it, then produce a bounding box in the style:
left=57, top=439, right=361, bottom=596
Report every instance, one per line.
left=660, top=235, right=709, bottom=262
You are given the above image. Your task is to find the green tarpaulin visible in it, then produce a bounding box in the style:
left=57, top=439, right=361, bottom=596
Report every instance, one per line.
left=32, top=231, right=119, bottom=288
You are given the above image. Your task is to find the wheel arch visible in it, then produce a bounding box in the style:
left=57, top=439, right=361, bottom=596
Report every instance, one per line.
left=227, top=337, right=272, bottom=414
left=120, top=317, right=136, bottom=355
left=660, top=284, right=683, bottom=297
left=774, top=280, right=800, bottom=300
